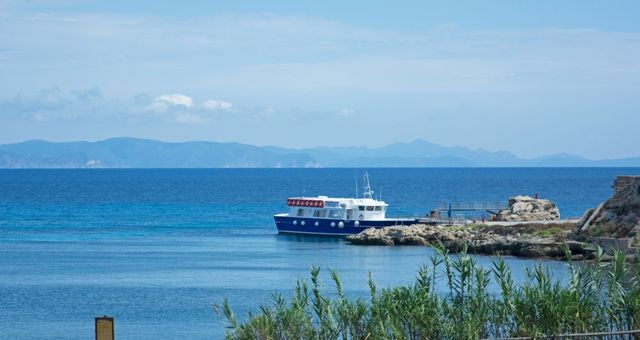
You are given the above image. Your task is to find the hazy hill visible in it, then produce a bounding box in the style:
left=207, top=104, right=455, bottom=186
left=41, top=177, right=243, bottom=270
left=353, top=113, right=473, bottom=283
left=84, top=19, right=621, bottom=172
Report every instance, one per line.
left=0, top=138, right=316, bottom=168
left=0, top=138, right=638, bottom=168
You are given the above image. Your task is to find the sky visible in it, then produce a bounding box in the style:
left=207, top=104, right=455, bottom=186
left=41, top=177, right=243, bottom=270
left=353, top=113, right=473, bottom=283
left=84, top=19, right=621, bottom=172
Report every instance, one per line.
left=0, top=0, right=639, bottom=159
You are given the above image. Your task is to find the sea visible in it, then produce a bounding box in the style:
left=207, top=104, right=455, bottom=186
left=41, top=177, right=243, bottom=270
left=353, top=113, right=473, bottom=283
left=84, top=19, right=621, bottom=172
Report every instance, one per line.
left=1, top=168, right=639, bottom=339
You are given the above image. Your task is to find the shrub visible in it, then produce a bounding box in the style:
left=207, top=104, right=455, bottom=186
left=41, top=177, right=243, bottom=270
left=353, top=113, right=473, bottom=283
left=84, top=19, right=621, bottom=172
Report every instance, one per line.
left=217, top=245, right=640, bottom=339
left=533, top=226, right=564, bottom=238
left=590, top=226, right=605, bottom=237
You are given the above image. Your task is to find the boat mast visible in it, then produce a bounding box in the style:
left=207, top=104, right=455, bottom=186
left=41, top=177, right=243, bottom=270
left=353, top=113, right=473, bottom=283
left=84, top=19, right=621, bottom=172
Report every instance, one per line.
left=362, top=172, right=374, bottom=199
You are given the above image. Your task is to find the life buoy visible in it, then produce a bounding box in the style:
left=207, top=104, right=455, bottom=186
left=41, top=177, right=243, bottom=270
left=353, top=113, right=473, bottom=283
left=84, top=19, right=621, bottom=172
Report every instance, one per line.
left=359, top=214, right=364, bottom=220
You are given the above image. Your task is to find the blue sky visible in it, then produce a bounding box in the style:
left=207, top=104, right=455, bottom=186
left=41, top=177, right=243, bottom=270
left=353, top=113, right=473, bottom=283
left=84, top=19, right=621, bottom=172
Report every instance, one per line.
left=0, top=1, right=639, bottom=159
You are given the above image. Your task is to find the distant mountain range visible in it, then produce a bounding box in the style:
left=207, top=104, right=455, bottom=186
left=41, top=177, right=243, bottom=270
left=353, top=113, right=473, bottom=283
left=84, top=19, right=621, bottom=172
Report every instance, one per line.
left=0, top=137, right=638, bottom=168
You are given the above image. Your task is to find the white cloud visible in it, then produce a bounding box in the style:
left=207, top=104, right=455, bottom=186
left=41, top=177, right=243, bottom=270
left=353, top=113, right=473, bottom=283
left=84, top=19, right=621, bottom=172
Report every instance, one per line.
left=143, top=101, right=170, bottom=113
left=338, top=108, right=355, bottom=117
left=141, top=95, right=230, bottom=123
left=202, top=99, right=232, bottom=111
left=0, top=86, right=102, bottom=121
left=155, top=94, right=193, bottom=107
left=144, top=93, right=193, bottom=113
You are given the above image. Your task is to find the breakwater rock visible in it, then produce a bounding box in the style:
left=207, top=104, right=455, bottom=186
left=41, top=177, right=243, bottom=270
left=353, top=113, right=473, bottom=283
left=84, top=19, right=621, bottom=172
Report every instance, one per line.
left=347, top=222, right=588, bottom=259
left=492, top=195, right=560, bottom=222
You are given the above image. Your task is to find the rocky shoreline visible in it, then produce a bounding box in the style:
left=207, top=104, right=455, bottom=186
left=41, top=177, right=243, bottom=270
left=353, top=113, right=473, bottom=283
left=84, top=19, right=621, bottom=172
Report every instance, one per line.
left=347, top=222, right=610, bottom=261
left=347, top=177, right=640, bottom=261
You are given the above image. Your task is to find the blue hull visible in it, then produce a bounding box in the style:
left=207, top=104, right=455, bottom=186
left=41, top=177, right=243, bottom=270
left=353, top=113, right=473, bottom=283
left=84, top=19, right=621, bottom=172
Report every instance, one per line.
left=274, top=215, right=418, bottom=236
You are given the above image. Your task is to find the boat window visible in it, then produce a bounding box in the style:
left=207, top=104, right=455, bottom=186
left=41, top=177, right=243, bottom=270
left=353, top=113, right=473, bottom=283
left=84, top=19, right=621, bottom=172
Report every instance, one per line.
left=297, top=209, right=304, bottom=217
left=313, top=209, right=327, bottom=217
left=382, top=206, right=387, bottom=211
left=366, top=206, right=374, bottom=211
left=358, top=206, right=365, bottom=211
left=374, top=206, right=382, bottom=211
left=346, top=209, right=354, bottom=220
left=329, top=210, right=342, bottom=218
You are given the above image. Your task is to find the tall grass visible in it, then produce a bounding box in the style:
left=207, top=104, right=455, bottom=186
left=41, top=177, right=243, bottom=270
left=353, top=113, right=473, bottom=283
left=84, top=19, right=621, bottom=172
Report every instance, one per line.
left=216, top=245, right=640, bottom=339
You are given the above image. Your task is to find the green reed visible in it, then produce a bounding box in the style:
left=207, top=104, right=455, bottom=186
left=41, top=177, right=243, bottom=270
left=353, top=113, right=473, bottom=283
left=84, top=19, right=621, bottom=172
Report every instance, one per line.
left=216, top=244, right=640, bottom=339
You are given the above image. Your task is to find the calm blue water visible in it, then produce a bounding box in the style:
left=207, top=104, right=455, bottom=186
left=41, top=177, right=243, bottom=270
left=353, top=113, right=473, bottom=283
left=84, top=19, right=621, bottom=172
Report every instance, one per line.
left=1, top=168, right=639, bottom=339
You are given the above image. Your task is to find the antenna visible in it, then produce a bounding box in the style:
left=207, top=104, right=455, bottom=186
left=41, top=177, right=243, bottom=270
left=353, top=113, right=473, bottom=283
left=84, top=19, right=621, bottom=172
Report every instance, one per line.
left=362, top=172, right=374, bottom=199
left=355, top=170, right=358, bottom=198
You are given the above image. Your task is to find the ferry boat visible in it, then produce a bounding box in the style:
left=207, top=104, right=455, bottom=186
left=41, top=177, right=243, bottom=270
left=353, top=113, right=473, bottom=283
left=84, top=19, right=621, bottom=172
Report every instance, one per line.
left=274, top=173, right=417, bottom=236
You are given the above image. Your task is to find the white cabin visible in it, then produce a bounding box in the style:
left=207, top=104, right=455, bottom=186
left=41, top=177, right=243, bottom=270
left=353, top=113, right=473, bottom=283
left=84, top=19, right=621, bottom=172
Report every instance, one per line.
left=285, top=196, right=388, bottom=221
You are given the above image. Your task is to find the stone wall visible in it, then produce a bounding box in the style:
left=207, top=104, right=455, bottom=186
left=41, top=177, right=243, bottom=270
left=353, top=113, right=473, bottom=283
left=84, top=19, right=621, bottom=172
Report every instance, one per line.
left=608, top=176, right=640, bottom=208
left=578, top=176, right=640, bottom=238
left=589, top=236, right=631, bottom=252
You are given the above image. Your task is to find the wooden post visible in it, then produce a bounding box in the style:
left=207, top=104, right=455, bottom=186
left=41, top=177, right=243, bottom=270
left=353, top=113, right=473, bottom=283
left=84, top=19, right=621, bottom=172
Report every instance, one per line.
left=95, top=316, right=114, bottom=340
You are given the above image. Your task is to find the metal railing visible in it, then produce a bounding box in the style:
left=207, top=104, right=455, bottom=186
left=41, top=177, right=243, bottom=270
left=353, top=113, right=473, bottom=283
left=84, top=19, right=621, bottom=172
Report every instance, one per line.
left=487, top=328, right=640, bottom=340
left=437, top=201, right=509, bottom=212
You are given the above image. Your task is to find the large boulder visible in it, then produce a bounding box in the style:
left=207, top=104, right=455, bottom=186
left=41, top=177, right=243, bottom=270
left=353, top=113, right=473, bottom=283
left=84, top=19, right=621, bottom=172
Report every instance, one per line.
left=492, top=195, right=560, bottom=222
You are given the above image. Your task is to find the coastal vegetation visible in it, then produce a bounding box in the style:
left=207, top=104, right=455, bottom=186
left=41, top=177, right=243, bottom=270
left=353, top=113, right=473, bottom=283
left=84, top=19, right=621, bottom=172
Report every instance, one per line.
left=217, top=245, right=640, bottom=339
